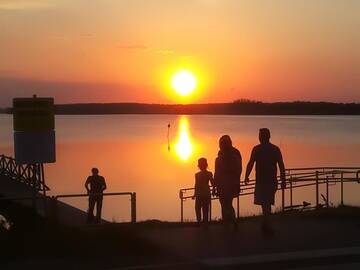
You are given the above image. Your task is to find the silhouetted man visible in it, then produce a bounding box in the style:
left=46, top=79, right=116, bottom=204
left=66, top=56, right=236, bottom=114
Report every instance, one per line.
left=214, top=135, right=242, bottom=229
left=85, top=168, right=107, bottom=224
left=245, top=128, right=286, bottom=234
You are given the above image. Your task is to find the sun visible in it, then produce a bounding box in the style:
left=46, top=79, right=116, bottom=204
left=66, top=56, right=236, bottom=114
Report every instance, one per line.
left=171, top=70, right=197, bottom=96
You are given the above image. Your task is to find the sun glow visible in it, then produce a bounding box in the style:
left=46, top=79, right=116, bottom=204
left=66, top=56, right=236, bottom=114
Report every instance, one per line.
left=171, top=70, right=197, bottom=96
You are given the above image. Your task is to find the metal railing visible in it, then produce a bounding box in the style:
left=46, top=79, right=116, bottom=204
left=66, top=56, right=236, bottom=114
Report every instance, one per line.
left=179, top=167, right=360, bottom=222
left=53, top=192, right=137, bottom=223
left=0, top=155, right=49, bottom=193
left=0, top=192, right=137, bottom=224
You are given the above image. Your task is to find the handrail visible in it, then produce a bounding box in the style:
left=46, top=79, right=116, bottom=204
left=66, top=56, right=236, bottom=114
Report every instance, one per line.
left=179, top=167, right=360, bottom=222
left=0, top=192, right=137, bottom=224
left=0, top=154, right=49, bottom=192
left=54, top=192, right=137, bottom=223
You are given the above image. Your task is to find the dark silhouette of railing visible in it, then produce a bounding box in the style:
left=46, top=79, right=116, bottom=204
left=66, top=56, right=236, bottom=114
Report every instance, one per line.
left=0, top=155, right=136, bottom=224
left=0, top=192, right=137, bottom=224
left=0, top=155, right=49, bottom=193
left=53, top=192, right=137, bottom=223
left=179, top=167, right=360, bottom=222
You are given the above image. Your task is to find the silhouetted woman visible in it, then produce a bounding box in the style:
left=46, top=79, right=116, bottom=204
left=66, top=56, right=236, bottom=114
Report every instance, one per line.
left=214, top=135, right=242, bottom=228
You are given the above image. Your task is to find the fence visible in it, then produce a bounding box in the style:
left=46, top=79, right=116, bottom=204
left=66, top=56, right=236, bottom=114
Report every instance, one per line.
left=0, top=154, right=49, bottom=194
left=0, top=155, right=136, bottom=224
left=0, top=192, right=137, bottom=224
left=179, top=167, right=360, bottom=222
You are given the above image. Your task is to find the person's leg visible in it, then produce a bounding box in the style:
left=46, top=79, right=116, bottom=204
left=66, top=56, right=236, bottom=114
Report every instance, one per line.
left=195, top=198, right=202, bottom=222
left=261, top=203, right=273, bottom=234
left=228, top=196, right=236, bottom=221
left=87, top=197, right=95, bottom=223
left=261, top=203, right=271, bottom=221
left=202, top=198, right=209, bottom=223
left=96, top=197, right=103, bottom=223
left=219, top=196, right=227, bottom=221
left=223, top=195, right=235, bottom=222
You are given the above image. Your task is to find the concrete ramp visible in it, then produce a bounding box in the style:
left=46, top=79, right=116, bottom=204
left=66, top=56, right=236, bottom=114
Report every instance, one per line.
left=0, top=175, right=90, bottom=226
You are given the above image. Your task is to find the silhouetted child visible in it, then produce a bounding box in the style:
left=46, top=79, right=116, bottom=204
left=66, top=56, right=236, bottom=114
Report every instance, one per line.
left=194, top=158, right=214, bottom=224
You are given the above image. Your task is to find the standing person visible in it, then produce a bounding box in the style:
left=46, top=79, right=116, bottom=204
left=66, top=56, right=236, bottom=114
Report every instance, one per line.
left=193, top=158, right=214, bottom=226
left=214, top=135, right=242, bottom=229
left=85, top=168, right=107, bottom=224
left=244, top=128, right=286, bottom=234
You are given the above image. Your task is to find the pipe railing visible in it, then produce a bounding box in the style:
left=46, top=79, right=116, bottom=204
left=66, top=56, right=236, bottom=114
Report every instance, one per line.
left=54, top=192, right=137, bottom=223
left=179, top=167, right=360, bottom=222
left=0, top=192, right=137, bottom=224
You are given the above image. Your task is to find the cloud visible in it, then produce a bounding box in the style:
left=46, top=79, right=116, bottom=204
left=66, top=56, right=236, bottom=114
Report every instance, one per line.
left=156, top=49, right=175, bottom=55
left=117, top=44, right=176, bottom=56
left=117, top=44, right=148, bottom=51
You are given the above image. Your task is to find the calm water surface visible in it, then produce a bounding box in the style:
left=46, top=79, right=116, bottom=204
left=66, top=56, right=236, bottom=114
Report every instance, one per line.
left=1, top=115, right=360, bottom=221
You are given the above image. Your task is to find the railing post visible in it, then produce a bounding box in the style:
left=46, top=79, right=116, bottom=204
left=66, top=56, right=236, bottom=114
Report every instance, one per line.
left=131, top=192, right=136, bottom=223
left=326, top=176, right=329, bottom=208
left=236, top=195, right=240, bottom=219
left=290, top=177, right=293, bottom=209
left=315, top=171, right=319, bottom=207
left=180, top=190, right=184, bottom=223
left=340, top=172, right=344, bottom=206
left=209, top=199, right=212, bottom=222
left=282, top=180, right=285, bottom=212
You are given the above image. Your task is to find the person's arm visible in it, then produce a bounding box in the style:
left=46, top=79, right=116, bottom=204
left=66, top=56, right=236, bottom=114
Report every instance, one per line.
left=102, top=177, right=107, bottom=192
left=85, top=177, right=90, bottom=193
left=277, top=149, right=286, bottom=189
left=209, top=172, right=217, bottom=196
left=193, top=174, right=197, bottom=199
left=244, top=148, right=256, bottom=184
left=238, top=152, right=243, bottom=180
left=213, top=158, right=220, bottom=188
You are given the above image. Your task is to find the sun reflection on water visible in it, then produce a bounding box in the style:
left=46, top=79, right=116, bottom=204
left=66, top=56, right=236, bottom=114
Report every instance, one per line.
left=174, top=117, right=194, bottom=161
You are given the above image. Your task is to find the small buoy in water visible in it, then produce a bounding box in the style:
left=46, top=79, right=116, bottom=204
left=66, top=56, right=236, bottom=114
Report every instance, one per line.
left=167, top=123, right=171, bottom=151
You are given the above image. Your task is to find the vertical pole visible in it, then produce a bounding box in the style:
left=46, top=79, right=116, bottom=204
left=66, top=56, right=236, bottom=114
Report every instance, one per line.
left=41, top=163, right=46, bottom=197
left=282, top=180, right=285, bottom=212
left=31, top=164, right=37, bottom=211
left=290, top=177, right=293, bottom=208
left=209, top=199, right=212, bottom=222
left=315, top=171, right=319, bottom=207
left=340, top=172, right=344, bottom=206
left=326, top=176, right=329, bottom=208
left=131, top=192, right=136, bottom=223
left=180, top=191, right=184, bottom=223
left=39, top=163, right=48, bottom=217
left=236, top=195, right=240, bottom=219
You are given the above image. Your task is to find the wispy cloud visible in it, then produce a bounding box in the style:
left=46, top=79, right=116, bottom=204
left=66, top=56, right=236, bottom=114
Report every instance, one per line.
left=117, top=44, right=178, bottom=57
left=156, top=49, right=175, bottom=55
left=117, top=44, right=148, bottom=51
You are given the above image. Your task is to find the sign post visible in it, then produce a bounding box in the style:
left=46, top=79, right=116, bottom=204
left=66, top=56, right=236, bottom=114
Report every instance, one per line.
left=13, top=95, right=56, bottom=197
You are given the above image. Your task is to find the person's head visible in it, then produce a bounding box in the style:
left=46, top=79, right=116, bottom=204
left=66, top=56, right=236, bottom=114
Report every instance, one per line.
left=197, top=157, right=208, bottom=171
left=259, top=128, right=271, bottom=144
left=91, top=168, right=99, bottom=175
left=219, top=135, right=232, bottom=151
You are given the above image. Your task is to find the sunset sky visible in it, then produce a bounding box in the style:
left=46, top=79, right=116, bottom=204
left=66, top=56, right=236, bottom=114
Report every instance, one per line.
left=1, top=0, right=359, bottom=106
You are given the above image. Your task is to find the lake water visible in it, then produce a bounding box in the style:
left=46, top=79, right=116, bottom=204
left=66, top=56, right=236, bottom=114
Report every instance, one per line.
left=1, top=115, right=360, bottom=221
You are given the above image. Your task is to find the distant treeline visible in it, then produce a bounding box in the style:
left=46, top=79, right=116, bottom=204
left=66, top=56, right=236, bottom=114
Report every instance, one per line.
left=2, top=101, right=360, bottom=115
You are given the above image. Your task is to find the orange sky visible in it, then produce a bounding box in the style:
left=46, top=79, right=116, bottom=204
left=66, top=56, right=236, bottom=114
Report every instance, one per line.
left=0, top=0, right=359, bottom=106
